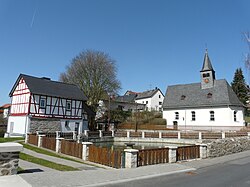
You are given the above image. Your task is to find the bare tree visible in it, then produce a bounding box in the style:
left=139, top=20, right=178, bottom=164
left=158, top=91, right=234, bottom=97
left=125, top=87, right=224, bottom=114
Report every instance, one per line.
left=60, top=50, right=121, bottom=111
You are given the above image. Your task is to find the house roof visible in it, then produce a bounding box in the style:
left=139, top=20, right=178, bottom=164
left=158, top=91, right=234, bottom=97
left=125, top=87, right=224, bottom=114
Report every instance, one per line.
left=115, top=94, right=137, bottom=102
left=163, top=79, right=244, bottom=109
left=9, top=74, right=87, bottom=101
left=136, top=88, right=163, bottom=100
left=0, top=104, right=11, bottom=109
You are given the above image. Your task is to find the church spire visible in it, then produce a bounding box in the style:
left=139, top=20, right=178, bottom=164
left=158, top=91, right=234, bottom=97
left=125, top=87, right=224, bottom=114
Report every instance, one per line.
left=201, top=49, right=214, bottom=72
left=200, top=49, right=216, bottom=89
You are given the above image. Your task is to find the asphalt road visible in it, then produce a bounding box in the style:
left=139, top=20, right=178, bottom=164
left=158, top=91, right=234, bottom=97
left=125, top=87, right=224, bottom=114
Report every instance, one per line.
left=105, top=156, right=250, bottom=187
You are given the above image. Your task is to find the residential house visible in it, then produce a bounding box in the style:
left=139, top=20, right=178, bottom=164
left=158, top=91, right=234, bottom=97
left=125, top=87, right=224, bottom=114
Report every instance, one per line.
left=163, top=50, right=245, bottom=131
left=6, top=74, right=89, bottom=136
left=135, top=88, right=164, bottom=111
left=0, top=104, right=11, bottom=118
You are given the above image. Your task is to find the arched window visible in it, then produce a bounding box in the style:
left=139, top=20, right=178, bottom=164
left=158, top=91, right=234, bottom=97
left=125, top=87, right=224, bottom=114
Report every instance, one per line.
left=191, top=111, right=195, bottom=121
left=175, top=112, right=179, bottom=120
left=234, top=111, right=237, bottom=122
left=210, top=111, right=215, bottom=121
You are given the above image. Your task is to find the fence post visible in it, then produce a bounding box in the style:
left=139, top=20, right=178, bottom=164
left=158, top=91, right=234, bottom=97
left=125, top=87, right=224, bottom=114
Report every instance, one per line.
left=124, top=149, right=139, bottom=168
left=248, top=132, right=250, bottom=137
left=38, top=135, right=45, bottom=148
left=99, top=130, right=103, bottom=138
left=111, top=130, right=115, bottom=137
left=199, top=132, right=202, bottom=140
left=56, top=138, right=64, bottom=153
left=84, top=130, right=89, bottom=137
left=222, top=132, right=226, bottom=139
left=127, top=131, right=130, bottom=138
left=82, top=142, right=93, bottom=161
left=73, top=131, right=77, bottom=140
left=25, top=133, right=30, bottom=144
left=159, top=131, right=162, bottom=139
left=178, top=132, right=181, bottom=139
left=142, top=131, right=145, bottom=138
left=56, top=131, right=60, bottom=138
left=197, top=144, right=207, bottom=159
left=168, top=146, right=177, bottom=163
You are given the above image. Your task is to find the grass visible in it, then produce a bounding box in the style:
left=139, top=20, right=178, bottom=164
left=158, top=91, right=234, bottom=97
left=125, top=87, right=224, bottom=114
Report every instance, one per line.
left=0, top=137, right=24, bottom=143
left=19, top=152, right=79, bottom=171
left=245, top=116, right=250, bottom=123
left=20, top=142, right=98, bottom=167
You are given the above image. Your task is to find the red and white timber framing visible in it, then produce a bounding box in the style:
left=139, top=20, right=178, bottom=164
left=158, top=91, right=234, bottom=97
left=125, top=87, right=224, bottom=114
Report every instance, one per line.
left=10, top=78, right=83, bottom=119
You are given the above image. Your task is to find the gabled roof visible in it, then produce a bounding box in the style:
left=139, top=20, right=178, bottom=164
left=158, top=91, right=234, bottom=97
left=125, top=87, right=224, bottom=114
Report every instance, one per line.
left=9, top=74, right=87, bottom=101
left=163, top=79, right=244, bottom=109
left=201, top=50, right=214, bottom=72
left=115, top=94, right=137, bottom=102
left=136, top=88, right=164, bottom=100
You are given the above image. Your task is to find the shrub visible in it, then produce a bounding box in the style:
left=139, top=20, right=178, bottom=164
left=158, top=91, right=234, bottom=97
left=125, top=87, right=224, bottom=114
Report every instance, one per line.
left=0, top=130, right=5, bottom=137
left=150, top=118, right=166, bottom=125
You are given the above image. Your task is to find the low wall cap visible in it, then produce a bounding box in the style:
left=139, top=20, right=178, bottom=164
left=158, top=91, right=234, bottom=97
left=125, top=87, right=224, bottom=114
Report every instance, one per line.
left=0, top=142, right=23, bottom=153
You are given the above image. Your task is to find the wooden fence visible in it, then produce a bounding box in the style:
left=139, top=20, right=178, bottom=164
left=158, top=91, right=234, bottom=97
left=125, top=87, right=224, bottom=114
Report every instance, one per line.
left=138, top=148, right=169, bottom=166
left=28, top=134, right=38, bottom=146
left=177, top=145, right=200, bottom=161
left=225, top=132, right=248, bottom=138
left=130, top=132, right=142, bottom=137
left=61, top=140, right=83, bottom=159
left=102, top=131, right=112, bottom=137
left=115, top=131, right=127, bottom=137
left=162, top=132, right=178, bottom=138
left=42, top=136, right=56, bottom=151
left=145, top=132, right=159, bottom=138
left=88, top=145, right=123, bottom=168
left=181, top=132, right=199, bottom=139
left=202, top=132, right=222, bottom=139
left=88, top=131, right=100, bottom=138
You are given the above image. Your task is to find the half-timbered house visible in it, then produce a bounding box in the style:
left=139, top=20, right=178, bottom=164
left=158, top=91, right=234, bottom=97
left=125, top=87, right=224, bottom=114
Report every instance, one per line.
left=6, top=74, right=88, bottom=136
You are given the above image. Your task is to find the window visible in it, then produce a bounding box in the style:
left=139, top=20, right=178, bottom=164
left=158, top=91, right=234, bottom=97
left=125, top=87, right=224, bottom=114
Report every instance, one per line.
left=66, top=101, right=71, bottom=110
left=191, top=111, right=195, bottom=121
left=181, top=95, right=186, bottom=100
left=207, top=93, right=212, bottom=98
left=210, top=111, right=215, bottom=121
left=146, top=101, right=148, bottom=104
left=142, top=101, right=144, bottom=104
left=175, top=112, right=179, bottom=120
left=203, top=73, right=210, bottom=78
left=159, top=95, right=161, bottom=98
left=159, top=102, right=162, bottom=105
left=234, top=111, right=237, bottom=122
left=40, top=98, right=46, bottom=109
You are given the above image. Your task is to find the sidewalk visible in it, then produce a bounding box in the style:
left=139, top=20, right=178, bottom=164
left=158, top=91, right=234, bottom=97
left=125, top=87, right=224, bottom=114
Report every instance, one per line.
left=1, top=149, right=250, bottom=187
left=21, top=148, right=102, bottom=171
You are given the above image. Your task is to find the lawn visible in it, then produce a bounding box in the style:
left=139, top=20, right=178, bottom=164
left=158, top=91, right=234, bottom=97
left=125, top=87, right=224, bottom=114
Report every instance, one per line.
left=0, top=137, right=24, bottom=143
left=19, top=152, right=79, bottom=171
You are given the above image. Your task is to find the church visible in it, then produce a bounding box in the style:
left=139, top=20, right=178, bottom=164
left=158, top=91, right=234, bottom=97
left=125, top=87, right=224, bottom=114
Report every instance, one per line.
left=162, top=50, right=245, bottom=131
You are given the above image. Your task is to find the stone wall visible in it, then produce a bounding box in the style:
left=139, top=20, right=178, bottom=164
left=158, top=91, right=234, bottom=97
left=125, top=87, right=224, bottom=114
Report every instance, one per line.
left=0, top=143, right=23, bottom=176
left=0, top=152, right=19, bottom=176
left=202, top=136, right=250, bottom=158
left=30, top=118, right=60, bottom=133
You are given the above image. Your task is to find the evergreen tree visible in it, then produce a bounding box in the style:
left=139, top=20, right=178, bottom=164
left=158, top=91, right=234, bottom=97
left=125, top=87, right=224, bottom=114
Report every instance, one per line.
left=231, top=68, right=249, bottom=105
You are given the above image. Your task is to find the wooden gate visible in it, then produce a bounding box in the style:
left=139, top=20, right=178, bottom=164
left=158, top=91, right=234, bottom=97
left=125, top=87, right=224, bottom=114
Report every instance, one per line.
left=138, top=148, right=169, bottom=166
left=61, top=140, right=83, bottom=159
left=28, top=134, right=38, bottom=146
left=88, top=145, right=123, bottom=169
left=177, top=145, right=200, bottom=161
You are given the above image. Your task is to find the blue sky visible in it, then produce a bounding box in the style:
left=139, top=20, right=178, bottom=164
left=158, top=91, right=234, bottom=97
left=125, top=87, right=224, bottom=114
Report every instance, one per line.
left=1, top=0, right=250, bottom=105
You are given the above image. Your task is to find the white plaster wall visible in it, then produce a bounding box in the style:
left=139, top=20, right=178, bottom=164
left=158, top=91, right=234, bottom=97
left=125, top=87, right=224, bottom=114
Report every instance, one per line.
left=7, top=116, right=30, bottom=134
left=135, top=90, right=164, bottom=111
left=60, top=120, right=83, bottom=133
left=163, top=106, right=245, bottom=130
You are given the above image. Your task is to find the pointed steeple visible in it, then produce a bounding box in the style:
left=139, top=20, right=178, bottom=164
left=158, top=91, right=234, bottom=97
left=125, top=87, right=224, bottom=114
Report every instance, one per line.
left=201, top=49, right=214, bottom=72
left=200, top=49, right=216, bottom=89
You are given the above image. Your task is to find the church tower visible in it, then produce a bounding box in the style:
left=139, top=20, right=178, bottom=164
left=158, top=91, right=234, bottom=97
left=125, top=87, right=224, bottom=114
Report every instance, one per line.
left=200, top=49, right=215, bottom=89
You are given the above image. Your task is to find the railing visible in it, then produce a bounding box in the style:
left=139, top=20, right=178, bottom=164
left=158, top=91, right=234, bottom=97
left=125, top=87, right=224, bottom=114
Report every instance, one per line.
left=61, top=139, right=83, bottom=159
left=202, top=132, right=222, bottom=139
left=88, top=145, right=123, bottom=168
left=115, top=131, right=127, bottom=137
left=138, top=148, right=169, bottom=166
left=102, top=131, right=112, bottom=137
left=28, top=134, right=38, bottom=146
left=130, top=132, right=142, bottom=138
left=88, top=131, right=100, bottom=138
left=177, top=145, right=200, bottom=161
left=145, top=132, right=159, bottom=138
left=42, top=136, right=56, bottom=151
left=181, top=132, right=199, bottom=139
left=162, top=132, right=178, bottom=138
left=225, top=132, right=248, bottom=138
left=58, top=132, right=75, bottom=139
